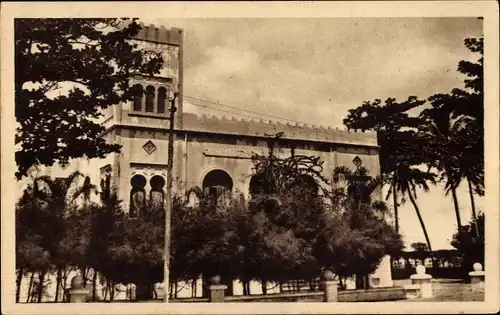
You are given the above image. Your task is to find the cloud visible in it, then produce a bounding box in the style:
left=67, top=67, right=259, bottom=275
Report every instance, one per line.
left=148, top=17, right=484, bottom=249
left=150, top=18, right=482, bottom=128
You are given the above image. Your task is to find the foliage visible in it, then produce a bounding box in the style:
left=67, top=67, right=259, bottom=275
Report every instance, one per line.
left=15, top=171, right=98, bottom=301
left=316, top=166, right=403, bottom=288
left=410, top=242, right=428, bottom=252
left=105, top=199, right=165, bottom=299
left=15, top=18, right=164, bottom=178
left=341, top=36, right=484, bottom=252
left=451, top=213, right=485, bottom=276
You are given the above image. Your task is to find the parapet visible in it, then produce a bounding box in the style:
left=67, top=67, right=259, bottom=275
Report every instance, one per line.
left=132, top=22, right=182, bottom=46
left=181, top=113, right=378, bottom=147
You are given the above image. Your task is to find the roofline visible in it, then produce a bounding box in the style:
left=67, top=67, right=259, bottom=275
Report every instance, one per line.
left=101, top=124, right=380, bottom=151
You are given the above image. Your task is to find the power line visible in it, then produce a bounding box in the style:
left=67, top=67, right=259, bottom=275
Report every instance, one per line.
left=184, top=95, right=311, bottom=126
left=187, top=101, right=280, bottom=122
left=184, top=96, right=356, bottom=140
left=182, top=95, right=380, bottom=144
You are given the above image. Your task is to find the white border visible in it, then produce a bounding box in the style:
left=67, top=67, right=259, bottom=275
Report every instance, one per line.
left=1, top=1, right=499, bottom=314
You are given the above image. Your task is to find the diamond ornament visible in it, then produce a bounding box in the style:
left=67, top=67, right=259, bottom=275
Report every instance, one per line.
left=143, top=140, right=157, bottom=155
left=352, top=156, right=363, bottom=168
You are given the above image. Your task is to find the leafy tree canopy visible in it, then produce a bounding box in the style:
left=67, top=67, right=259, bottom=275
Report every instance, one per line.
left=15, top=18, right=164, bottom=179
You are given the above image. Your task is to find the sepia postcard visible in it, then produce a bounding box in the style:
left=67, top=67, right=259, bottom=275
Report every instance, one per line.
left=1, top=1, right=499, bottom=314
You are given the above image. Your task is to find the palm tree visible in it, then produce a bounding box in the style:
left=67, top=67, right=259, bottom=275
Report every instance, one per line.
left=445, top=117, right=484, bottom=236
left=419, top=96, right=464, bottom=231
left=32, top=171, right=97, bottom=301
left=389, top=165, right=436, bottom=253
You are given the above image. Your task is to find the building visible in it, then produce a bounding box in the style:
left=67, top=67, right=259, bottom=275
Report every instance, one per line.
left=17, top=23, right=392, bottom=300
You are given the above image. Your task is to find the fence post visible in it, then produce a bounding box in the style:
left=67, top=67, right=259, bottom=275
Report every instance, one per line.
left=410, top=265, right=433, bottom=298
left=68, top=275, right=89, bottom=303
left=321, top=270, right=338, bottom=302
left=469, top=263, right=485, bottom=292
left=208, top=275, right=227, bottom=303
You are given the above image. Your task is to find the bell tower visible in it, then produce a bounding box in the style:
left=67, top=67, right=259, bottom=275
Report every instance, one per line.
left=97, top=23, right=184, bottom=214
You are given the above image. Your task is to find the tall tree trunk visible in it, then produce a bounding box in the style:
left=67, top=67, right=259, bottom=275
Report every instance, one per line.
left=37, top=270, right=46, bottom=303
left=392, top=183, right=399, bottom=234
left=61, top=268, right=68, bottom=302
left=109, top=281, right=115, bottom=302
left=467, top=178, right=480, bottom=236
left=192, top=278, right=197, bottom=297
left=445, top=164, right=463, bottom=230
left=54, top=267, right=62, bottom=302
left=242, top=281, right=248, bottom=295
left=407, top=189, right=433, bottom=252
left=81, top=267, right=88, bottom=288
left=27, top=271, right=35, bottom=302
left=261, top=280, right=267, bottom=295
left=92, top=269, right=98, bottom=301
left=103, top=279, right=109, bottom=301
left=450, top=186, right=462, bottom=229
left=16, top=268, right=23, bottom=303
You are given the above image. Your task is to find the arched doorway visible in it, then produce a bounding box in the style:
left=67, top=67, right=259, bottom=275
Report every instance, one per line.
left=130, top=174, right=147, bottom=217
left=202, top=169, right=233, bottom=207
left=201, top=169, right=234, bottom=296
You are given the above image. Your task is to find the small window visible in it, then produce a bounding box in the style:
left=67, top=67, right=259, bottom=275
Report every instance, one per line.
left=157, top=87, right=167, bottom=114
left=132, top=85, right=143, bottom=111
left=145, top=86, right=155, bottom=113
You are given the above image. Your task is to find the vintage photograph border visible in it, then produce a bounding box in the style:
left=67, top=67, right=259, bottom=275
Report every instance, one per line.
left=1, top=1, right=499, bottom=314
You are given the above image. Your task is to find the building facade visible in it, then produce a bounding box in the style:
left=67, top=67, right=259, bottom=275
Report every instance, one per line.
left=17, top=24, right=393, bottom=300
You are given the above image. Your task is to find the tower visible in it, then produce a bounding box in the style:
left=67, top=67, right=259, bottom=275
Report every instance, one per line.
left=98, top=24, right=184, bottom=215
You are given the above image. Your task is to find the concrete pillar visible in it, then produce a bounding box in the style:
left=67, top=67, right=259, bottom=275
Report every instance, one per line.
left=322, top=280, right=339, bottom=302
left=208, top=275, right=227, bottom=302
left=68, top=275, right=89, bottom=303
left=321, top=270, right=338, bottom=302
left=410, top=265, right=433, bottom=298
left=209, top=285, right=227, bottom=302
left=469, top=262, right=485, bottom=292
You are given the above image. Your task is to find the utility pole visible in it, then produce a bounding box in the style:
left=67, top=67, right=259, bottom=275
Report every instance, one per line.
left=164, top=91, right=178, bottom=303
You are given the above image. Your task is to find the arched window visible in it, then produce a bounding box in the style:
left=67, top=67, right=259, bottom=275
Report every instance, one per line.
left=150, top=175, right=165, bottom=210
left=157, top=87, right=167, bottom=114
left=132, top=84, right=143, bottom=111
left=202, top=170, right=233, bottom=208
left=130, top=175, right=147, bottom=218
left=145, top=85, right=155, bottom=113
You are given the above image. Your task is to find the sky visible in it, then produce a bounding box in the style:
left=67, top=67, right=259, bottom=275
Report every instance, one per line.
left=139, top=17, right=485, bottom=250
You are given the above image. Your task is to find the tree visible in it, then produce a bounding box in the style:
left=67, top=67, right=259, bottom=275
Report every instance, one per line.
left=451, top=213, right=484, bottom=279
left=419, top=39, right=483, bottom=233
left=246, top=134, right=330, bottom=289
left=343, top=96, right=427, bottom=235
left=322, top=166, right=403, bottom=289
left=15, top=186, right=51, bottom=302
left=105, top=199, right=165, bottom=300
left=342, top=97, right=436, bottom=253
left=410, top=242, right=430, bottom=266
left=15, top=171, right=97, bottom=302
left=15, top=18, right=164, bottom=178
left=410, top=242, right=429, bottom=252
